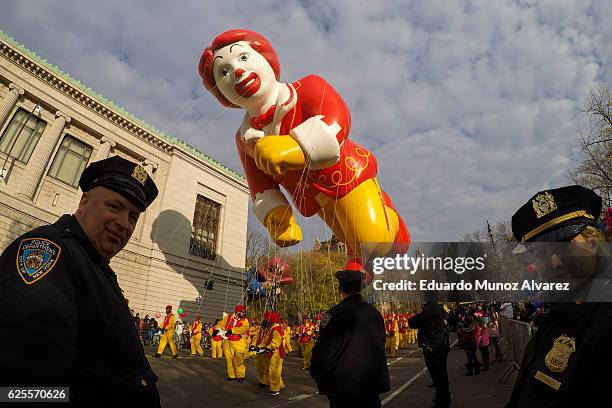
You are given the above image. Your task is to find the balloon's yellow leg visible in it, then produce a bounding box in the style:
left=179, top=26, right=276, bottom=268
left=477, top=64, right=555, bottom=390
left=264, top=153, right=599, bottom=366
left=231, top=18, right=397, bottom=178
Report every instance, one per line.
left=317, top=178, right=399, bottom=257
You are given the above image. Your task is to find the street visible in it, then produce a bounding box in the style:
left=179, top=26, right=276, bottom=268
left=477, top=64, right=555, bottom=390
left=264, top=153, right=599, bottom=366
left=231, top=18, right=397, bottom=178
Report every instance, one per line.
left=147, top=338, right=515, bottom=408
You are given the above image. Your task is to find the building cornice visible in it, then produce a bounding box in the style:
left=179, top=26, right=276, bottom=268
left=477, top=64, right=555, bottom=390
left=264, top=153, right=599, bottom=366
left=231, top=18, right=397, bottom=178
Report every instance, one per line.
left=0, top=30, right=246, bottom=186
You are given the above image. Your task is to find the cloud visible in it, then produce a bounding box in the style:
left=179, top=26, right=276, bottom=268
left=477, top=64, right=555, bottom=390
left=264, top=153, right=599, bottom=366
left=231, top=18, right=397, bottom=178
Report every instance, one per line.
left=0, top=0, right=609, bottom=242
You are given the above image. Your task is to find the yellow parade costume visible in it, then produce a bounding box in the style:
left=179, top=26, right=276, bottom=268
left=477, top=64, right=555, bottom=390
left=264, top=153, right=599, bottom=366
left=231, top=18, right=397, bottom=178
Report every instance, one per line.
left=299, top=321, right=315, bottom=369
left=283, top=324, right=293, bottom=353
left=267, top=313, right=285, bottom=394
left=255, top=319, right=272, bottom=387
left=209, top=322, right=224, bottom=359
left=385, top=315, right=399, bottom=357
left=190, top=318, right=203, bottom=356
left=249, top=323, right=260, bottom=357
left=221, top=306, right=250, bottom=380
left=156, top=307, right=178, bottom=357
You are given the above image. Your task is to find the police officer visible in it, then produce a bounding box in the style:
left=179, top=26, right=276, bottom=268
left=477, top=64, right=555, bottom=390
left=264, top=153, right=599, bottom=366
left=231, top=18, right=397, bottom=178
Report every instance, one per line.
left=310, top=270, right=390, bottom=408
left=506, top=185, right=612, bottom=407
left=0, top=155, right=160, bottom=406
left=409, top=291, right=450, bottom=408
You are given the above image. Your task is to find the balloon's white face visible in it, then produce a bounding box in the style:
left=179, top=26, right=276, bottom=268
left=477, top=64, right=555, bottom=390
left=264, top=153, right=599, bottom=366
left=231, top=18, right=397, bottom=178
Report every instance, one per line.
left=212, top=41, right=277, bottom=109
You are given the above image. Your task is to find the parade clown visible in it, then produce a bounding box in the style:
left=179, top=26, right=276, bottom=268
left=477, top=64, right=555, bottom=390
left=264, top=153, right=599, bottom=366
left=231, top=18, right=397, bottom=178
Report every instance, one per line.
left=199, top=29, right=409, bottom=279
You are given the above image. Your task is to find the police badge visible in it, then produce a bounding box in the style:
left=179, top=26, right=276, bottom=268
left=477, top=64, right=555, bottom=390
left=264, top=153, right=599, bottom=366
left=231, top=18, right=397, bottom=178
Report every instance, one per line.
left=532, top=192, right=557, bottom=219
left=16, top=238, right=61, bottom=285
left=545, top=334, right=576, bottom=373
left=131, top=164, right=148, bottom=186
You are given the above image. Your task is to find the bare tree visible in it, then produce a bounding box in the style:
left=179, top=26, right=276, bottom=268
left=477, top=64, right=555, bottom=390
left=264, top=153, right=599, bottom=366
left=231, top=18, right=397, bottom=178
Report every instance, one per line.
left=245, top=230, right=276, bottom=270
left=569, top=84, right=612, bottom=208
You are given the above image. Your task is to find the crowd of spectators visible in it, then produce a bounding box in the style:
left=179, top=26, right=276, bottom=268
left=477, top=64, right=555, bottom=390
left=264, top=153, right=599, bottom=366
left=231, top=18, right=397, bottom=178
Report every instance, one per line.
left=130, top=312, right=215, bottom=349
left=450, top=301, right=544, bottom=376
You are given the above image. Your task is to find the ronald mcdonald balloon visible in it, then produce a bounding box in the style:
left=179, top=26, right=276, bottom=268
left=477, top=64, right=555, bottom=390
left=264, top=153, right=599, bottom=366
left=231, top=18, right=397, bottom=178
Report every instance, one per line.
left=199, top=29, right=409, bottom=278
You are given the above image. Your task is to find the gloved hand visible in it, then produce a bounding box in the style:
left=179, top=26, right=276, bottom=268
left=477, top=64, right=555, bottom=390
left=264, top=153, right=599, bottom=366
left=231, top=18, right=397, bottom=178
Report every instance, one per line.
left=212, top=330, right=219, bottom=336
left=265, top=205, right=302, bottom=247
left=254, top=135, right=305, bottom=176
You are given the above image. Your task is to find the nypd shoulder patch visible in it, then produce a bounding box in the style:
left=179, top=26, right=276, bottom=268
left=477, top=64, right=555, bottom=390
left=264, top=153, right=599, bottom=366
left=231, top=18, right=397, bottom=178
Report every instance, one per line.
left=320, top=312, right=332, bottom=329
left=16, top=238, right=62, bottom=285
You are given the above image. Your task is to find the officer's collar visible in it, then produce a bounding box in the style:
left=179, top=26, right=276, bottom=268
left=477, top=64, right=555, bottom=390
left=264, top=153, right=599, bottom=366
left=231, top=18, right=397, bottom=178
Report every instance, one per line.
left=58, top=214, right=109, bottom=265
left=341, top=293, right=363, bottom=303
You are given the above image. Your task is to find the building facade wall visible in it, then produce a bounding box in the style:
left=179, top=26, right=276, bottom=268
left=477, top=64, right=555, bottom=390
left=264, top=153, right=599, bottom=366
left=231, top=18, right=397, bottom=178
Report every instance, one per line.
left=0, top=32, right=250, bottom=324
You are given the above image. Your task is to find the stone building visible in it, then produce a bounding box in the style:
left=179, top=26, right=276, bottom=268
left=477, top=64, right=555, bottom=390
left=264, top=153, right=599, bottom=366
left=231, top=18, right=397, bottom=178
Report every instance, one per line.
left=0, top=31, right=250, bottom=323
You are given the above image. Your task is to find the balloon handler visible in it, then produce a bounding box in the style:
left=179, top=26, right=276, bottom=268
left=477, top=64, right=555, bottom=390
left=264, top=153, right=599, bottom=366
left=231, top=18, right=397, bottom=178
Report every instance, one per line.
left=199, top=29, right=410, bottom=281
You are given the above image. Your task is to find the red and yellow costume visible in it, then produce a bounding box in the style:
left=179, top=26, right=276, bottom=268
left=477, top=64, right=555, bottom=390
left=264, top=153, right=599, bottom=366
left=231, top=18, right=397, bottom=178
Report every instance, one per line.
left=281, top=322, right=292, bottom=353
left=267, top=313, right=285, bottom=393
left=248, top=318, right=259, bottom=356
left=221, top=306, right=250, bottom=380
left=255, top=312, right=272, bottom=386
left=209, top=320, right=224, bottom=359
left=385, top=314, right=399, bottom=357
left=156, top=306, right=178, bottom=357
left=190, top=316, right=203, bottom=356
left=299, top=320, right=315, bottom=369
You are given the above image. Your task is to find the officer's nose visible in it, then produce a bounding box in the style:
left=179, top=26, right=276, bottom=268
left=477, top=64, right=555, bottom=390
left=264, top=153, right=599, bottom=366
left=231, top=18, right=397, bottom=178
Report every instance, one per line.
left=235, top=68, right=245, bottom=80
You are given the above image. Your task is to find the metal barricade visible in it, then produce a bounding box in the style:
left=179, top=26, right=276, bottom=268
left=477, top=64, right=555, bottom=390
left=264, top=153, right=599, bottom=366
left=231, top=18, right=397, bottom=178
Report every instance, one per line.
left=497, top=316, right=534, bottom=384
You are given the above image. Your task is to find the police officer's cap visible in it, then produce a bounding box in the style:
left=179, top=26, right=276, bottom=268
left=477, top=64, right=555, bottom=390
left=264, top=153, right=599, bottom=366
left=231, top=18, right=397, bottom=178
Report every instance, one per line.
left=512, top=185, right=601, bottom=243
left=334, top=270, right=365, bottom=282
left=335, top=270, right=365, bottom=292
left=79, top=156, right=158, bottom=211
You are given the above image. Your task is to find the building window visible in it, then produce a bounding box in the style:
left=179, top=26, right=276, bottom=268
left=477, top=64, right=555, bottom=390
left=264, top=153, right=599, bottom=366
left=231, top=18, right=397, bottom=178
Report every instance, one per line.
left=0, top=108, right=47, bottom=163
left=190, top=195, right=221, bottom=260
left=47, top=135, right=92, bottom=188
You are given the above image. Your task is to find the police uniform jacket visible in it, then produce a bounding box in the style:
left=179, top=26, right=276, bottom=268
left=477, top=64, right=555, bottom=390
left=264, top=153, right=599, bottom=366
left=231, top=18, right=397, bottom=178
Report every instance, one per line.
left=309, top=294, right=390, bottom=398
left=408, top=301, right=449, bottom=352
left=0, top=215, right=160, bottom=406
left=506, top=252, right=612, bottom=407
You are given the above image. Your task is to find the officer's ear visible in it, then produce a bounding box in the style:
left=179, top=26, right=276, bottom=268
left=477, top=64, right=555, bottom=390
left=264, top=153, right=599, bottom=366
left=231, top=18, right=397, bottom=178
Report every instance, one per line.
left=75, top=192, right=90, bottom=218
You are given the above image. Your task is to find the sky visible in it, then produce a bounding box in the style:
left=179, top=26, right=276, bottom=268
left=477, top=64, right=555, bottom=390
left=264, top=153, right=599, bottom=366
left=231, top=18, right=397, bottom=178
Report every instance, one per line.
left=1, top=0, right=610, bottom=244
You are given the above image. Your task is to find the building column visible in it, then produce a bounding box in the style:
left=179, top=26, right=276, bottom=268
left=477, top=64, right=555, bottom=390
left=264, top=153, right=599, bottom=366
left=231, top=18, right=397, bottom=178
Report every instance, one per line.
left=19, top=111, right=71, bottom=201
left=0, top=84, right=24, bottom=129
left=93, top=136, right=116, bottom=162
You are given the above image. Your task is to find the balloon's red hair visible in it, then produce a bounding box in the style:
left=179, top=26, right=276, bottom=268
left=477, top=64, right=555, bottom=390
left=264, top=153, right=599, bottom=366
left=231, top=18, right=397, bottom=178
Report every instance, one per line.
left=198, top=29, right=280, bottom=107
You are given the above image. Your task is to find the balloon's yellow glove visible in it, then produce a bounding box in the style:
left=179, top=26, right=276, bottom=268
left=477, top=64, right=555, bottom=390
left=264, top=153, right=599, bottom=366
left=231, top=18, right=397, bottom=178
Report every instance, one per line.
left=265, top=205, right=302, bottom=247
left=254, top=135, right=305, bottom=176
